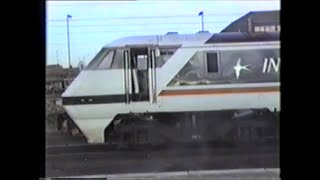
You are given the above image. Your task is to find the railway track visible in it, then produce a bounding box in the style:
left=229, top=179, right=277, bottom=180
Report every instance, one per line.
left=45, top=168, right=280, bottom=180
left=46, top=147, right=279, bottom=177
left=46, top=141, right=278, bottom=155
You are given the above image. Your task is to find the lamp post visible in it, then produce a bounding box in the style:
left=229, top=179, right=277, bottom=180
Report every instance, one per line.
left=56, top=49, right=59, bottom=65
left=198, top=11, right=204, bottom=32
left=66, top=14, right=72, bottom=68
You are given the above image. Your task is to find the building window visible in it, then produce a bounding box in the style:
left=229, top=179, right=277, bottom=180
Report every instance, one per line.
left=265, top=26, right=271, bottom=32
left=206, top=52, right=219, bottom=73
left=254, top=26, right=260, bottom=32
left=270, top=25, right=276, bottom=32
left=255, top=25, right=279, bottom=32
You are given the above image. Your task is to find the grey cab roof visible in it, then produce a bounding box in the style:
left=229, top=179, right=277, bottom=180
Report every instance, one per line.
left=103, top=31, right=280, bottom=48
left=103, top=31, right=213, bottom=48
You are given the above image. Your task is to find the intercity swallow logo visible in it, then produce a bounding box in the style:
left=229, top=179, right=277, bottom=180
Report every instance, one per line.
left=233, top=58, right=251, bottom=79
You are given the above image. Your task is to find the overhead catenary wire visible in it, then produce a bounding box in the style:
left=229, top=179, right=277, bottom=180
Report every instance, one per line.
left=48, top=21, right=230, bottom=27
left=46, top=13, right=245, bottom=22
left=47, top=1, right=160, bottom=7
left=46, top=13, right=243, bottom=66
left=47, top=21, right=230, bottom=35
left=48, top=29, right=217, bottom=35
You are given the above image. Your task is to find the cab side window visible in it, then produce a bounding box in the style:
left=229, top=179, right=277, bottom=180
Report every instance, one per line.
left=206, top=52, right=219, bottom=73
left=156, top=47, right=179, bottom=67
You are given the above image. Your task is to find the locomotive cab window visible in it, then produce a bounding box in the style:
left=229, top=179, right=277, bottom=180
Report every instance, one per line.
left=97, top=50, right=115, bottom=69
left=206, top=52, right=219, bottom=73
left=85, top=48, right=116, bottom=70
left=137, top=55, right=148, bottom=70
left=111, top=49, right=124, bottom=69
left=85, top=48, right=125, bottom=70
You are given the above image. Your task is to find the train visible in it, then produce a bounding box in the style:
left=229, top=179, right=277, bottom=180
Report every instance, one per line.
left=61, top=31, right=280, bottom=146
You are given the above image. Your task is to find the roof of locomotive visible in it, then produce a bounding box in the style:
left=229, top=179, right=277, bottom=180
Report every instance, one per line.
left=103, top=31, right=279, bottom=48
left=103, top=32, right=212, bottom=47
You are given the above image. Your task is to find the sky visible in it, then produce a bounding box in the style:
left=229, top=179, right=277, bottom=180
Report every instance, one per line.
left=46, top=0, right=280, bottom=68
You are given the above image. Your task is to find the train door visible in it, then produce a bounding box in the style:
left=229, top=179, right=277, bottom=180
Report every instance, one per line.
left=123, top=47, right=157, bottom=104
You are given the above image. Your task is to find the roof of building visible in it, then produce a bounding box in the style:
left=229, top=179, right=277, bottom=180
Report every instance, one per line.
left=221, top=10, right=280, bottom=32
left=46, top=65, right=80, bottom=82
left=205, top=32, right=279, bottom=44
left=247, top=10, right=280, bottom=24
left=46, top=64, right=64, bottom=76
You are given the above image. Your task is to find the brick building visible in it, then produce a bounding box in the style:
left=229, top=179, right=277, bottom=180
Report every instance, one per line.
left=221, top=10, right=280, bottom=33
left=46, top=64, right=80, bottom=94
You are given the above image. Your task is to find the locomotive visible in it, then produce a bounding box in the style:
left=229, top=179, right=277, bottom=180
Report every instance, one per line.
left=61, top=31, right=280, bottom=146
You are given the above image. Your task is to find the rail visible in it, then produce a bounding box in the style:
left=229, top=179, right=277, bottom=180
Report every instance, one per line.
left=43, top=168, right=280, bottom=180
left=46, top=142, right=278, bottom=155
